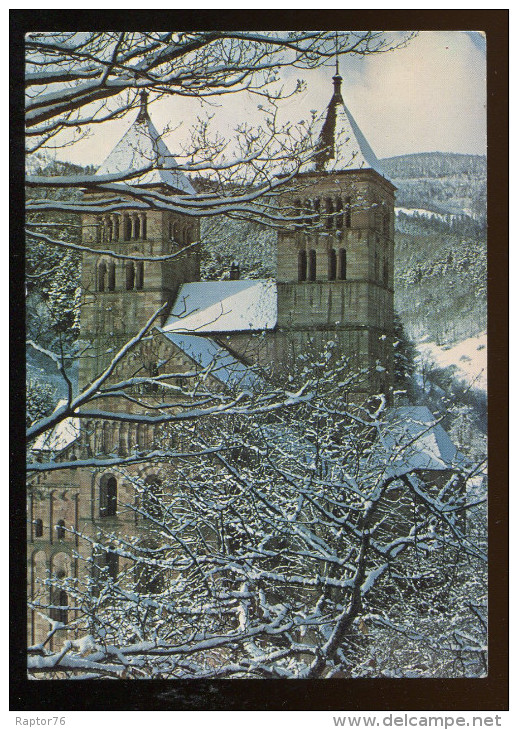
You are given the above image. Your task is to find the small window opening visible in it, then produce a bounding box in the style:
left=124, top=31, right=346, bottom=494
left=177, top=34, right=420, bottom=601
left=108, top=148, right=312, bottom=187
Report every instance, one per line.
left=135, top=261, right=144, bottom=290
left=98, top=262, right=106, bottom=292
left=126, top=261, right=135, bottom=290
left=34, top=518, right=43, bottom=538
left=308, top=249, right=317, bottom=281
left=100, top=476, right=117, bottom=517
left=107, top=262, right=116, bottom=291
left=298, top=249, right=307, bottom=282
left=328, top=249, right=337, bottom=280
left=55, top=520, right=66, bottom=540
left=339, top=249, right=347, bottom=280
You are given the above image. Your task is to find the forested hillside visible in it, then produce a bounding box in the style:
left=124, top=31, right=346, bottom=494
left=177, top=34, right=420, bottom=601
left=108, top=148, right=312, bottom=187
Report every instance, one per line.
left=385, top=152, right=487, bottom=346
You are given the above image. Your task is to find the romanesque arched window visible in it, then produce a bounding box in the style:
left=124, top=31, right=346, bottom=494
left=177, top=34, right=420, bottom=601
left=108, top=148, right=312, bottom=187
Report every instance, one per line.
left=107, top=262, right=116, bottom=291
left=126, top=261, right=135, bottom=290
left=105, top=546, right=119, bottom=580
left=134, top=216, right=140, bottom=240
left=135, top=261, right=144, bottom=290
left=328, top=249, right=337, bottom=280
left=339, top=249, right=347, bottom=280
left=298, top=249, right=307, bottom=282
left=113, top=216, right=120, bottom=241
left=308, top=249, right=317, bottom=281
left=106, top=218, right=112, bottom=242
left=55, top=519, right=65, bottom=540
left=97, top=261, right=106, bottom=292
left=57, top=589, right=68, bottom=624
left=34, top=518, right=43, bottom=538
left=143, top=476, right=163, bottom=520
left=124, top=214, right=132, bottom=241
left=142, top=214, right=147, bottom=240
left=100, top=475, right=117, bottom=517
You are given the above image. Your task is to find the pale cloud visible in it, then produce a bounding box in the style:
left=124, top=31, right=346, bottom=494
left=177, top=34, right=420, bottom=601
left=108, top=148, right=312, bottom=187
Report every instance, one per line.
left=54, top=30, right=487, bottom=167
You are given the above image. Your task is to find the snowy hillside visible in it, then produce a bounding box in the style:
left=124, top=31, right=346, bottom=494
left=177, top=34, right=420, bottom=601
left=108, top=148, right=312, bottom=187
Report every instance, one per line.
left=416, top=331, right=487, bottom=393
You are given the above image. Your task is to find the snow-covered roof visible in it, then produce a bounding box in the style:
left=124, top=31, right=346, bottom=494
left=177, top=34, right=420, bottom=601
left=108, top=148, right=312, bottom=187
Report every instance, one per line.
left=303, top=76, right=387, bottom=179
left=162, top=280, right=277, bottom=334
left=95, top=94, right=196, bottom=195
left=32, top=401, right=80, bottom=452
left=160, top=332, right=260, bottom=390
left=382, top=406, right=467, bottom=477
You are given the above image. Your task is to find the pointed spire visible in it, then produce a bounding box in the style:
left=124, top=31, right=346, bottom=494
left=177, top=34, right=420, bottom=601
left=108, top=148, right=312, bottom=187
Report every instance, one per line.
left=136, top=90, right=150, bottom=123
left=332, top=73, right=343, bottom=102
left=309, top=73, right=385, bottom=177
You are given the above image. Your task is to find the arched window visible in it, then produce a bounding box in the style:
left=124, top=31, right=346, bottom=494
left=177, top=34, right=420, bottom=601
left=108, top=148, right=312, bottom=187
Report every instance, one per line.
left=142, top=214, right=147, bottom=240
left=134, top=216, right=140, bottom=240
left=58, top=590, right=68, bottom=624
left=113, top=217, right=120, bottom=241
left=55, top=520, right=66, bottom=540
left=335, top=198, right=343, bottom=229
left=328, top=249, right=337, bottom=280
left=98, top=262, right=106, bottom=292
left=135, top=539, right=164, bottom=594
left=107, top=262, right=116, bottom=291
left=126, top=261, right=135, bottom=290
left=298, top=249, right=307, bottom=282
left=143, top=476, right=163, bottom=520
left=345, top=196, right=352, bottom=228
left=325, top=198, right=334, bottom=229
left=339, top=249, right=347, bottom=280
left=106, top=219, right=112, bottom=242
left=135, top=261, right=144, bottom=290
left=308, top=249, right=317, bottom=281
left=34, top=519, right=43, bottom=538
left=105, top=546, right=119, bottom=580
left=100, top=475, right=117, bottom=517
left=124, top=215, right=132, bottom=241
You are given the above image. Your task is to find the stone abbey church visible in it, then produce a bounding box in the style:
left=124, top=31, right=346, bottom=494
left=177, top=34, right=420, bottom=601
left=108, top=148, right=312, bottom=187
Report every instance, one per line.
left=27, top=76, right=398, bottom=644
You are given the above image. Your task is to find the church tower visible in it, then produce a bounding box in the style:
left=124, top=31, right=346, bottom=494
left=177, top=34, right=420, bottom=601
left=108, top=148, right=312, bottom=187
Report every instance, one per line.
left=78, top=92, right=200, bottom=388
left=276, top=74, right=396, bottom=398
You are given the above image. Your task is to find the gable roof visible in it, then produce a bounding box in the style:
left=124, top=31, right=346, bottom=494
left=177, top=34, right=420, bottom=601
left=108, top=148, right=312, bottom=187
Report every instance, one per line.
left=159, top=332, right=261, bottom=390
left=95, top=93, right=196, bottom=195
left=303, top=75, right=387, bottom=179
left=162, top=280, right=277, bottom=334
left=382, top=406, right=467, bottom=476
left=31, top=400, right=80, bottom=452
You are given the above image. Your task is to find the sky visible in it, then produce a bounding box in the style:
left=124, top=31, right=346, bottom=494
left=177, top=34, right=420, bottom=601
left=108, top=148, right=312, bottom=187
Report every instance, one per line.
left=55, top=30, right=487, bottom=168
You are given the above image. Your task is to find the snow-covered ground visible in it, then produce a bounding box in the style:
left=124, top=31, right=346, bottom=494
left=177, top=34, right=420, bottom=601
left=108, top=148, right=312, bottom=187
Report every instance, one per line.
left=395, top=206, right=469, bottom=224
left=416, top=331, right=487, bottom=392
